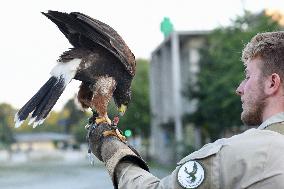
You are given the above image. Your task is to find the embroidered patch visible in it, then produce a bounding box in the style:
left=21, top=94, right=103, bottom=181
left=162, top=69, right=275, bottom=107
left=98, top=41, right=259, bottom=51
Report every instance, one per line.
left=177, top=161, right=204, bottom=188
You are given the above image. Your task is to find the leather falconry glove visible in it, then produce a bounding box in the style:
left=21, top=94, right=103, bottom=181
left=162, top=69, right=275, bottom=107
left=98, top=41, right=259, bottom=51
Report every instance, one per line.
left=87, top=122, right=149, bottom=187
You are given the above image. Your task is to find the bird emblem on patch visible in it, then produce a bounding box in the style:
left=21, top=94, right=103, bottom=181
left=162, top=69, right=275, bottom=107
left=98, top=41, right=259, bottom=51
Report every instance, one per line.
left=177, top=161, right=204, bottom=188
left=185, top=162, right=198, bottom=182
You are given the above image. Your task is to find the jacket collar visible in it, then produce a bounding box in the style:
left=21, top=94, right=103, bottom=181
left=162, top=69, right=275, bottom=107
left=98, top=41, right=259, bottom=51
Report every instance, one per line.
left=258, top=112, right=284, bottom=130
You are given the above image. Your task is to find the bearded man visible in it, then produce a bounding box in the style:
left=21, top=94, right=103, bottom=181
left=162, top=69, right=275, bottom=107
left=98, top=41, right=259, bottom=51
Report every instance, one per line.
left=88, top=31, right=284, bottom=189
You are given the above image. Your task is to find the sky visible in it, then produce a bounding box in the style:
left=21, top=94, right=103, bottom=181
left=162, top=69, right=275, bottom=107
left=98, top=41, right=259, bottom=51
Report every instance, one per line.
left=0, top=0, right=283, bottom=111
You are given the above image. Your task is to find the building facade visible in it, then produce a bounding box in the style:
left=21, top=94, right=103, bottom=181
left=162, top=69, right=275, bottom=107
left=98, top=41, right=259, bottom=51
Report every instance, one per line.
left=150, top=31, right=208, bottom=164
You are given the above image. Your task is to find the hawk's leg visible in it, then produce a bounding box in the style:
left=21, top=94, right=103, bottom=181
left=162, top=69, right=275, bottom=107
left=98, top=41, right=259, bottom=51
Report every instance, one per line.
left=91, top=76, right=117, bottom=125
left=95, top=116, right=112, bottom=125
left=102, top=116, right=127, bottom=142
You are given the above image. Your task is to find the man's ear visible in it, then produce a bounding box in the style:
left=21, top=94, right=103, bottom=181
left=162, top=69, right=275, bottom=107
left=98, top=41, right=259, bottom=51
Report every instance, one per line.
left=265, top=73, right=281, bottom=95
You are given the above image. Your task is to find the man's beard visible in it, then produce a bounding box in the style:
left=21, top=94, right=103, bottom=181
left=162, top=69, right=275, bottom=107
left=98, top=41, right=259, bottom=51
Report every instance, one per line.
left=241, top=99, right=266, bottom=126
left=241, top=81, right=267, bottom=126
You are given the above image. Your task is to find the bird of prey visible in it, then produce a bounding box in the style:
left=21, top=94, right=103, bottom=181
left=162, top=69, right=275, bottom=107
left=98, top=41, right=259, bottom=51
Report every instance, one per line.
left=14, top=10, right=136, bottom=128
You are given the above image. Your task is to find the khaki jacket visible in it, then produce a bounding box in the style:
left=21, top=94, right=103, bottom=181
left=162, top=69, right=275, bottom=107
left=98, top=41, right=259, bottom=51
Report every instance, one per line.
left=116, top=122, right=284, bottom=189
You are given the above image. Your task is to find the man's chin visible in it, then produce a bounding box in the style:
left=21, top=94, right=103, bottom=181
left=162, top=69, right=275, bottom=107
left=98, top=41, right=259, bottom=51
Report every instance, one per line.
left=241, top=112, right=261, bottom=126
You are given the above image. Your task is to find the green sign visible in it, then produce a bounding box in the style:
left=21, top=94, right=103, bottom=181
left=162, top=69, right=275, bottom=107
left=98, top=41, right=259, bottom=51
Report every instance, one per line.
left=124, top=129, right=132, bottom=137
left=160, top=17, right=174, bottom=38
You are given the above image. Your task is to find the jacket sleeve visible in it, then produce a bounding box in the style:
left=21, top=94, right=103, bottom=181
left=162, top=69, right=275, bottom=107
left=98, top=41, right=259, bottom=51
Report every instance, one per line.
left=114, top=138, right=226, bottom=189
left=116, top=162, right=178, bottom=189
left=114, top=136, right=229, bottom=189
left=115, top=153, right=219, bottom=189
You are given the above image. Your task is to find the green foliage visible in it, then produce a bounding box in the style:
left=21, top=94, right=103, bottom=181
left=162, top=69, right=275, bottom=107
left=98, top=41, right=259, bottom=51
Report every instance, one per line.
left=71, top=119, right=88, bottom=143
left=184, top=11, right=281, bottom=140
left=62, top=99, right=89, bottom=143
left=61, top=99, right=89, bottom=134
left=0, top=103, right=15, bottom=147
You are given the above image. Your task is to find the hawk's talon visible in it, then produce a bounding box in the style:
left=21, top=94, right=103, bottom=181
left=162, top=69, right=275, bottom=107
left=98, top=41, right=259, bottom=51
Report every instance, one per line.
left=103, top=129, right=127, bottom=143
left=95, top=117, right=111, bottom=125
left=115, top=129, right=126, bottom=142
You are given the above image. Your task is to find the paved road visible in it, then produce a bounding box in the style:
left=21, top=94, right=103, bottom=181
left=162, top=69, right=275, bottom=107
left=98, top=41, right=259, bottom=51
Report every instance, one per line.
left=0, top=160, right=169, bottom=189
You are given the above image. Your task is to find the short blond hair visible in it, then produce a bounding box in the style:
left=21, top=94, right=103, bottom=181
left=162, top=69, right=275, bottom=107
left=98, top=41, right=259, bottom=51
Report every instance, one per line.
left=242, top=31, right=284, bottom=78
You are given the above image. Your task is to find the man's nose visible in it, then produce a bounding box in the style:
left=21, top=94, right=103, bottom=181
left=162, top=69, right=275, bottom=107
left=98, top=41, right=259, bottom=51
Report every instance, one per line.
left=236, top=81, right=244, bottom=96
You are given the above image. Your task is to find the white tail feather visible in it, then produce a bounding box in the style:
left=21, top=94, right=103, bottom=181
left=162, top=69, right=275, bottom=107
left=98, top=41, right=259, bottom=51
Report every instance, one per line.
left=14, top=113, right=24, bottom=128
left=28, top=117, right=36, bottom=125
left=50, top=59, right=81, bottom=86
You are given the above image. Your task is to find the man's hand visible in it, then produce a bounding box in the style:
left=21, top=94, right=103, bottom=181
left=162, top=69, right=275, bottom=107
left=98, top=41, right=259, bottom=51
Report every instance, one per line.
left=87, top=122, right=126, bottom=161
left=87, top=123, right=149, bottom=187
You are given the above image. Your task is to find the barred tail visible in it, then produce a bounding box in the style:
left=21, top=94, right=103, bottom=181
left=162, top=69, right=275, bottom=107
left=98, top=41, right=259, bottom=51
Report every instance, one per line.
left=14, top=76, right=66, bottom=128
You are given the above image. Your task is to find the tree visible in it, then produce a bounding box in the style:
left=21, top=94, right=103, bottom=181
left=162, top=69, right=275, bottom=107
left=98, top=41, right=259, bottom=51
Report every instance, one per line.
left=0, top=103, right=15, bottom=148
left=184, top=11, right=281, bottom=141
left=61, top=99, right=90, bottom=144
left=61, top=98, right=89, bottom=134
left=72, top=119, right=88, bottom=143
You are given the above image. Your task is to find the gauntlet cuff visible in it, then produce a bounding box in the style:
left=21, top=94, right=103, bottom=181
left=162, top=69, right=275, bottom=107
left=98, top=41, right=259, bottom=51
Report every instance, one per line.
left=101, top=137, right=149, bottom=187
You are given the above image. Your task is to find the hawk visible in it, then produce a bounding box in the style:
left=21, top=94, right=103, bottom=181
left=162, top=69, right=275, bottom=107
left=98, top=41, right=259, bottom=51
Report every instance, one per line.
left=14, top=10, right=136, bottom=128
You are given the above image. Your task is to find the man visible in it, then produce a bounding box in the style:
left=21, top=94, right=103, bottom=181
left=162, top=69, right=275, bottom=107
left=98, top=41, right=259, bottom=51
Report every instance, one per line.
left=88, top=31, right=284, bottom=188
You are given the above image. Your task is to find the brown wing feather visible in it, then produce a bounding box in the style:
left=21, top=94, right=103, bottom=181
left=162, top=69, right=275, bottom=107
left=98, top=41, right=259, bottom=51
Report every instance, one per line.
left=42, top=10, right=136, bottom=77
left=71, top=12, right=136, bottom=76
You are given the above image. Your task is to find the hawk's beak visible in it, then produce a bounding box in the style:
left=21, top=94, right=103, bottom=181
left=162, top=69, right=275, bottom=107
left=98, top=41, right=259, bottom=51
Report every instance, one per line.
left=118, top=104, right=127, bottom=116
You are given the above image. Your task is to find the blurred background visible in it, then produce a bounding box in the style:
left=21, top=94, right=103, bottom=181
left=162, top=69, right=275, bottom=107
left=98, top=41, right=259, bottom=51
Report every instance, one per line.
left=0, top=0, right=284, bottom=188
